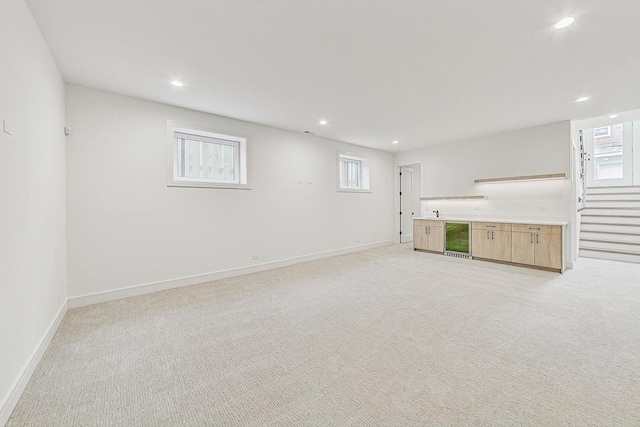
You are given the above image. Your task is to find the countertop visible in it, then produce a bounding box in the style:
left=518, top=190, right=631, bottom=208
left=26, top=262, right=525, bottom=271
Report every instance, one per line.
left=413, top=216, right=568, bottom=226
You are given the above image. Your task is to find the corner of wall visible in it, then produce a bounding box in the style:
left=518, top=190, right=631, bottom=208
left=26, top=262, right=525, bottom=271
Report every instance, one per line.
left=0, top=302, right=68, bottom=426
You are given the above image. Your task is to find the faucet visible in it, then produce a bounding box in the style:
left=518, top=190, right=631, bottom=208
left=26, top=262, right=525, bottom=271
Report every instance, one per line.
left=433, top=210, right=440, bottom=218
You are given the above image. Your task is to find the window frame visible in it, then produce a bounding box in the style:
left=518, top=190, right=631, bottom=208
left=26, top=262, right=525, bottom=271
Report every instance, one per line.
left=337, top=152, right=371, bottom=193
left=167, top=121, right=250, bottom=189
left=340, top=157, right=362, bottom=189
left=594, top=126, right=611, bottom=138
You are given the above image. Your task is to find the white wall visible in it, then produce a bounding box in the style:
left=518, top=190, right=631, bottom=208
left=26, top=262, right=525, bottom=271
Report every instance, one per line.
left=395, top=121, right=571, bottom=221
left=66, top=85, right=394, bottom=302
left=0, top=0, right=67, bottom=423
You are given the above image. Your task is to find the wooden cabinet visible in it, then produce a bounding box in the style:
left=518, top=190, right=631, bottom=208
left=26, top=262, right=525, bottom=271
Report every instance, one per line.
left=511, top=231, right=535, bottom=265
left=413, top=219, right=564, bottom=273
left=413, top=220, right=444, bottom=253
left=471, top=222, right=512, bottom=262
left=511, top=224, right=562, bottom=271
left=413, top=223, right=427, bottom=250
left=427, top=224, right=445, bottom=253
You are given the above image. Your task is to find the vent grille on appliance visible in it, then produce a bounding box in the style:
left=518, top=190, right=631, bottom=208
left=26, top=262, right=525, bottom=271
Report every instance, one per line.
left=445, top=252, right=471, bottom=259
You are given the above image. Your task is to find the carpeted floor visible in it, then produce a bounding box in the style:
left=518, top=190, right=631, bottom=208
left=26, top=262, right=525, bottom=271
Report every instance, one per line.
left=8, top=244, right=640, bottom=426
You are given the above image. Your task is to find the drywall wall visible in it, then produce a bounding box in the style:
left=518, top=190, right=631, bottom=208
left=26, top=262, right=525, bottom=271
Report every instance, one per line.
left=395, top=121, right=571, bottom=221
left=0, top=0, right=67, bottom=423
left=65, top=85, right=394, bottom=301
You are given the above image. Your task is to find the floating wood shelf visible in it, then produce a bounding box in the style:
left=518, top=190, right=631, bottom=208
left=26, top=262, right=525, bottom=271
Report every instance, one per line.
left=474, top=173, right=567, bottom=184
left=420, top=195, right=487, bottom=201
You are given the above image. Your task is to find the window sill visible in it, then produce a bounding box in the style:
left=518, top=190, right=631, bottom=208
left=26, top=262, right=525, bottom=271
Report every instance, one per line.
left=168, top=181, right=251, bottom=190
left=338, top=188, right=371, bottom=193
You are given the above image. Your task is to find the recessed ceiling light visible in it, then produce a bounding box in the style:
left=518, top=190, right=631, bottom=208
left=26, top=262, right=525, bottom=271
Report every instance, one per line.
left=575, top=96, right=589, bottom=102
left=392, top=140, right=399, bottom=144
left=554, top=17, right=575, bottom=29
left=171, top=80, right=184, bottom=87
left=319, top=119, right=327, bottom=125
left=609, top=114, right=618, bottom=118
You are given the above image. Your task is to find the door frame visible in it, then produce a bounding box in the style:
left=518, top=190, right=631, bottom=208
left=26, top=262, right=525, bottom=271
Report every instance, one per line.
left=400, top=167, right=414, bottom=243
left=395, top=163, right=422, bottom=244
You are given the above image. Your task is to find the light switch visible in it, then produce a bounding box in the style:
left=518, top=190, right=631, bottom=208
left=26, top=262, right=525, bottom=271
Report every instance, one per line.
left=3, top=120, right=12, bottom=135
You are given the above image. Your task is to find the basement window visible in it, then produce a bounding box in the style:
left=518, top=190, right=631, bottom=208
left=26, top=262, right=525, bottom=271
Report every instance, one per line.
left=594, top=126, right=611, bottom=138
left=338, top=152, right=370, bottom=192
left=167, top=121, right=249, bottom=189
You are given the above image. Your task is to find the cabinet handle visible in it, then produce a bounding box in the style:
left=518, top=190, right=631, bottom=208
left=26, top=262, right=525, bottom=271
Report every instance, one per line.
left=492, top=231, right=494, bottom=240
left=529, top=227, right=541, bottom=231
left=425, top=226, right=428, bottom=234
left=530, top=234, right=533, bottom=244
left=536, top=234, right=539, bottom=244
left=486, top=225, right=496, bottom=228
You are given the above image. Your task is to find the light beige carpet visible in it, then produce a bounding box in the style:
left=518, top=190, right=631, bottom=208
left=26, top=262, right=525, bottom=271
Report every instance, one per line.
left=8, top=244, right=640, bottom=426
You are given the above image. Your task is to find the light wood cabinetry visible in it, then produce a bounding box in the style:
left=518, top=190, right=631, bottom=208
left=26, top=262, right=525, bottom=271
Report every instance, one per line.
left=511, top=224, right=562, bottom=271
left=413, top=219, right=564, bottom=273
left=511, top=231, right=535, bottom=265
left=413, top=220, right=444, bottom=253
left=471, top=222, right=512, bottom=262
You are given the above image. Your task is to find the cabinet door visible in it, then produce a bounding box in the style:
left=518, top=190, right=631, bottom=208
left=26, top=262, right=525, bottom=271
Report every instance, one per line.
left=413, top=225, right=428, bottom=250
left=535, top=233, right=562, bottom=270
left=421, top=220, right=444, bottom=228
left=472, top=229, right=491, bottom=259
left=491, top=230, right=512, bottom=262
left=427, top=226, right=444, bottom=253
left=512, top=232, right=535, bottom=265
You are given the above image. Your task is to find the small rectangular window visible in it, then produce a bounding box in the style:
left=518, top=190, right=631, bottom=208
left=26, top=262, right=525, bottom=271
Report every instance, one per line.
left=175, top=133, right=239, bottom=183
left=338, top=152, right=370, bottom=192
left=340, top=158, right=361, bottom=189
left=167, top=121, right=249, bottom=189
left=594, top=126, right=611, bottom=138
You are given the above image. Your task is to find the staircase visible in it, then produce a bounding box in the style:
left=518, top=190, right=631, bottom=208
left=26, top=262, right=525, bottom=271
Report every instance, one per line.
left=580, top=186, right=640, bottom=263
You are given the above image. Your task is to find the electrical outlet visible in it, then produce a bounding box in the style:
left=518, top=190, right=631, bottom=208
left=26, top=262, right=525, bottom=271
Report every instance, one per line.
left=3, top=120, right=12, bottom=135
left=252, top=254, right=259, bottom=261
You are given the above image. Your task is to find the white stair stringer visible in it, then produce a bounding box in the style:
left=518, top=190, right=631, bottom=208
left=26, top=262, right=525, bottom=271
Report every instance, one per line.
left=580, top=187, right=640, bottom=263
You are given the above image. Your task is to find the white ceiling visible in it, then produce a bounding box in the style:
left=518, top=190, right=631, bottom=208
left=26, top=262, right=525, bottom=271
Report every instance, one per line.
left=25, top=0, right=640, bottom=153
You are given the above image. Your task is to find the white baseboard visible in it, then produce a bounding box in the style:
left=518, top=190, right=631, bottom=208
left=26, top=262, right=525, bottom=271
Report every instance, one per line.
left=69, top=240, right=393, bottom=308
left=0, top=300, right=68, bottom=426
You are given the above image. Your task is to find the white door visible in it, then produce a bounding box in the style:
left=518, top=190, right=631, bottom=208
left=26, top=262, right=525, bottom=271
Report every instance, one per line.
left=585, top=122, right=633, bottom=187
left=400, top=167, right=414, bottom=243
